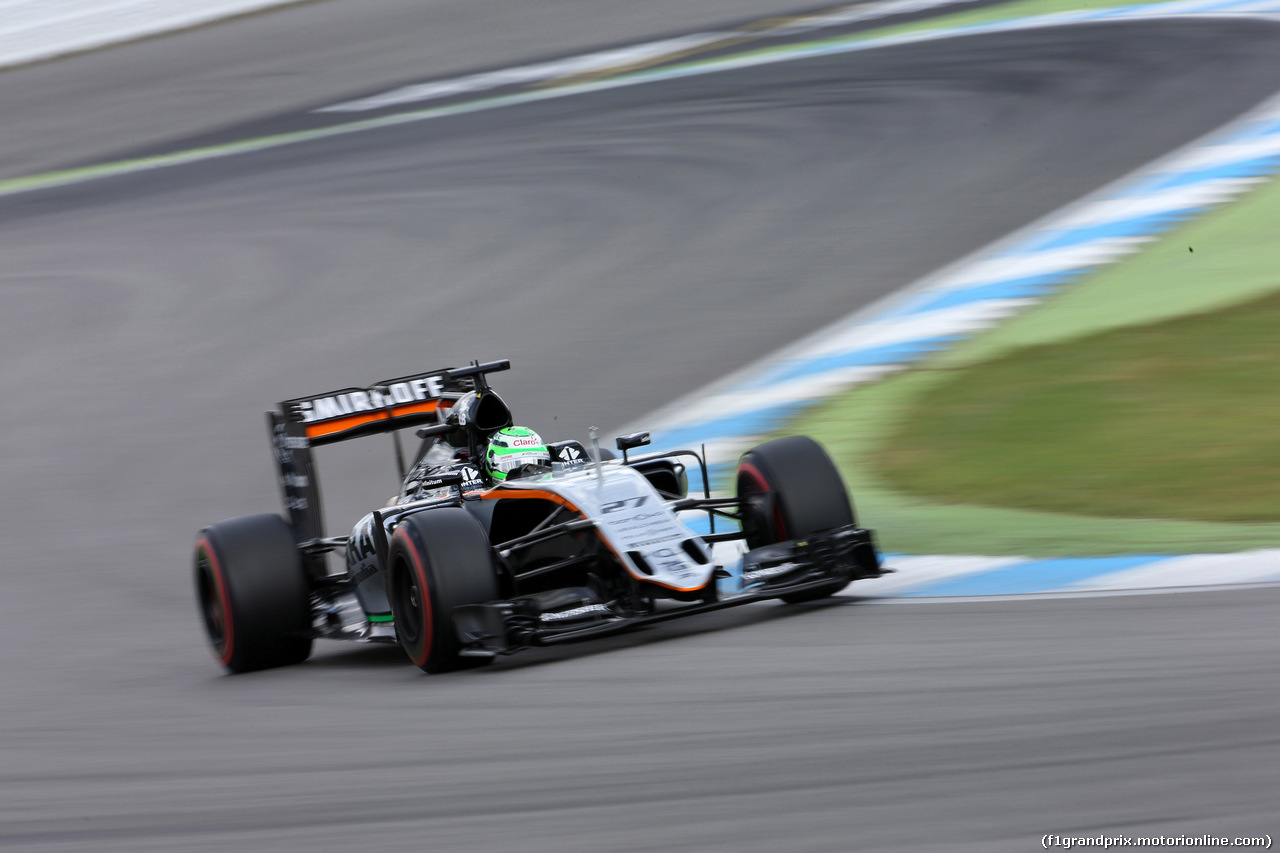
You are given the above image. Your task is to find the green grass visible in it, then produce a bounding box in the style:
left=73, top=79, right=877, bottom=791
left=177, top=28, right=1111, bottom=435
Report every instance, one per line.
left=879, top=291, right=1280, bottom=522
left=804, top=371, right=1280, bottom=557
left=793, top=170, right=1280, bottom=556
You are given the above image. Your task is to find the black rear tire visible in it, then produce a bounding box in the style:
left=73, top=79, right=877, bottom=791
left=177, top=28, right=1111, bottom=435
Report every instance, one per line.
left=386, top=508, right=501, bottom=674
left=194, top=514, right=313, bottom=673
left=736, top=435, right=855, bottom=603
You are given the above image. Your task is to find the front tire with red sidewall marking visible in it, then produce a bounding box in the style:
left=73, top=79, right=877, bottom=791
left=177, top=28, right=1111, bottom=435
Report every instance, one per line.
left=736, top=435, right=856, bottom=603
left=386, top=508, right=500, bottom=674
left=194, top=514, right=313, bottom=673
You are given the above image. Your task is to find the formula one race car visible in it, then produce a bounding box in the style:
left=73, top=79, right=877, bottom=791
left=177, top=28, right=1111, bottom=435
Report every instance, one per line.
left=193, top=359, right=883, bottom=674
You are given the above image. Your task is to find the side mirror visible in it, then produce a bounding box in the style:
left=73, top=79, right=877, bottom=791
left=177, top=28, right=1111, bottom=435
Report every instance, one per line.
left=615, top=431, right=651, bottom=463
left=415, top=424, right=452, bottom=440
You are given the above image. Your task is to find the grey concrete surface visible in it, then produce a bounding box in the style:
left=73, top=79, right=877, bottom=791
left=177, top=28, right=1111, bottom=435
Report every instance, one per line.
left=2, top=7, right=1280, bottom=851
left=0, top=0, right=882, bottom=181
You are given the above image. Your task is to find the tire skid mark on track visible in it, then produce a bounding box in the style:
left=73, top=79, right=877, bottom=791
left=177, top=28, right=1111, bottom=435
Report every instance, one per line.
left=1, top=0, right=1277, bottom=201
left=315, top=0, right=984, bottom=113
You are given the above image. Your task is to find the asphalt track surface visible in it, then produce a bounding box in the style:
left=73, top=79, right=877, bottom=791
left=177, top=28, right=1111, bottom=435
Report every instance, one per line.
left=3, top=2, right=1280, bottom=850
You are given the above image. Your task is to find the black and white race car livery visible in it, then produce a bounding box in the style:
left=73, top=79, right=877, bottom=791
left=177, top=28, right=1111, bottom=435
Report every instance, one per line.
left=194, top=359, right=883, bottom=674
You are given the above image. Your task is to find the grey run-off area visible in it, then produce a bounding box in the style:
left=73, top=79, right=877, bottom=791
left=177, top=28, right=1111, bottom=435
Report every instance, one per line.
left=2, top=1, right=1279, bottom=850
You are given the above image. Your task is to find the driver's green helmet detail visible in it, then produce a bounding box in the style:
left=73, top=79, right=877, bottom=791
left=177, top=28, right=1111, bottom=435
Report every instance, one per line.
left=485, top=426, right=551, bottom=482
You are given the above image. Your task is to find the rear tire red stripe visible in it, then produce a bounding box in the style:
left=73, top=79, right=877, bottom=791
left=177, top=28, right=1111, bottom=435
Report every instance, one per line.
left=738, top=461, right=788, bottom=541
left=197, top=539, right=234, bottom=666
left=393, top=529, right=434, bottom=667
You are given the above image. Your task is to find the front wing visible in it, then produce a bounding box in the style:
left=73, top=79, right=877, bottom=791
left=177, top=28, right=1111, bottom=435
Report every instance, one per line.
left=452, top=524, right=882, bottom=657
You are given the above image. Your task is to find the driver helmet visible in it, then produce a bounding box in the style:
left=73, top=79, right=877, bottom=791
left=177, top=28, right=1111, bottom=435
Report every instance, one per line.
left=485, top=426, right=551, bottom=482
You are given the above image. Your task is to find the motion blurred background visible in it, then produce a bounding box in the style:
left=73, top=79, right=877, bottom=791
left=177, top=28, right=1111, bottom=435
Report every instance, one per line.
left=2, top=1, right=1278, bottom=850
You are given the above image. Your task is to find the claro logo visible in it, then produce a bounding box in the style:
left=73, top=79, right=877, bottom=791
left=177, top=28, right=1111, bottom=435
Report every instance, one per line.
left=292, top=376, right=444, bottom=423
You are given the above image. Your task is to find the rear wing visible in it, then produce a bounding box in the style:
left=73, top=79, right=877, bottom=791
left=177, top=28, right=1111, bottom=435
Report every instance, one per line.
left=266, top=360, right=510, bottom=554
left=280, top=368, right=471, bottom=446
